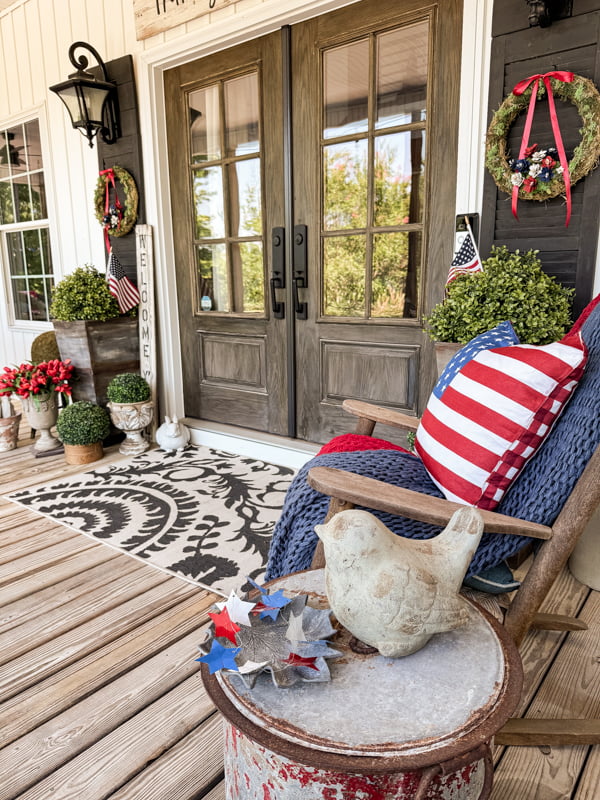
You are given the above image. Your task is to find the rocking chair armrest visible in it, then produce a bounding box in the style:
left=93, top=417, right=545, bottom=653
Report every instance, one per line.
left=342, top=399, right=420, bottom=433
left=307, top=467, right=553, bottom=540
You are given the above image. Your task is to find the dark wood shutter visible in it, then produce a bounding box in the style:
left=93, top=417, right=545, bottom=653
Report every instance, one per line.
left=96, top=55, right=145, bottom=284
left=481, top=4, right=600, bottom=316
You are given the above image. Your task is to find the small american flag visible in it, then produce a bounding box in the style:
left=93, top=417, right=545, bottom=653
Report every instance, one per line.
left=107, top=248, right=140, bottom=314
left=446, top=227, right=482, bottom=286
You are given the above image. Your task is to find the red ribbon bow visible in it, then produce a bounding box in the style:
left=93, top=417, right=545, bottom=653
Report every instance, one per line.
left=99, top=168, right=123, bottom=252
left=511, top=71, right=574, bottom=226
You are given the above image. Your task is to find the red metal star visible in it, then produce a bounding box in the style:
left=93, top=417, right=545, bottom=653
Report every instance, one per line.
left=209, top=607, right=241, bottom=644
left=283, top=653, right=319, bottom=671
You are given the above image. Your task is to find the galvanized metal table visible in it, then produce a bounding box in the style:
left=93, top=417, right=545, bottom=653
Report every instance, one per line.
left=202, top=570, right=523, bottom=799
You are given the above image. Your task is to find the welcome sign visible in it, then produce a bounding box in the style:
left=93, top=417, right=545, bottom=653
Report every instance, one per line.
left=133, top=0, right=233, bottom=40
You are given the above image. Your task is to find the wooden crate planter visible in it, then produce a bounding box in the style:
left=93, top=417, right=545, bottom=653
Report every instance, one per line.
left=53, top=318, right=140, bottom=407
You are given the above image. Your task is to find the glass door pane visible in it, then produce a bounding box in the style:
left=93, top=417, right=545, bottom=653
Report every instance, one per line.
left=188, top=71, right=264, bottom=315
left=320, top=19, right=429, bottom=320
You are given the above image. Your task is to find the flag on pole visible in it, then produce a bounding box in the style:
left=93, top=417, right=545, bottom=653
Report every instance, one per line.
left=446, top=224, right=482, bottom=286
left=107, top=248, right=140, bottom=313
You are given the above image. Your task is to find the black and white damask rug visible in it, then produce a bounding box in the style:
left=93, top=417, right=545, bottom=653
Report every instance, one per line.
left=8, top=446, right=295, bottom=596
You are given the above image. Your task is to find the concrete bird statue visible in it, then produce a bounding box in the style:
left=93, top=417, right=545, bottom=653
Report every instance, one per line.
left=315, top=506, right=484, bottom=657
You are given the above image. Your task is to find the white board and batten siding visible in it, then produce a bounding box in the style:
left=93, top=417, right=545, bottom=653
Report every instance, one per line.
left=0, top=0, right=498, bottom=425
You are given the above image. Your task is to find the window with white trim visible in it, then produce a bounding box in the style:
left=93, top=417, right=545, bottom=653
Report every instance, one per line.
left=0, top=119, right=54, bottom=323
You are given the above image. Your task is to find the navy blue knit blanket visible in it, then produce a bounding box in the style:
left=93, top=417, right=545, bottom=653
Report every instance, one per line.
left=266, top=300, right=600, bottom=582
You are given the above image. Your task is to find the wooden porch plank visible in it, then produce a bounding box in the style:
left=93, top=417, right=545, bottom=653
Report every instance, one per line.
left=491, top=566, right=588, bottom=770
left=0, top=513, right=73, bottom=547
left=106, top=713, right=224, bottom=800
left=0, top=525, right=79, bottom=565
left=13, top=673, right=216, bottom=800
left=0, top=544, right=119, bottom=606
left=574, top=745, right=600, bottom=798
left=0, top=552, right=124, bottom=632
left=0, top=503, right=46, bottom=522
left=0, top=536, right=96, bottom=587
left=0, top=591, right=214, bottom=746
left=0, top=577, right=194, bottom=701
left=512, top=567, right=590, bottom=711
left=0, top=455, right=126, bottom=494
left=0, top=628, right=210, bottom=799
left=201, top=782, right=226, bottom=800
left=491, top=590, right=600, bottom=799
left=0, top=561, right=154, bottom=665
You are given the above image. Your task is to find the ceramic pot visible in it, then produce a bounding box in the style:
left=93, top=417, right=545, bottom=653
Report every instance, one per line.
left=0, top=414, right=21, bottom=452
left=21, top=393, right=60, bottom=452
left=63, top=441, right=104, bottom=466
left=107, top=400, right=154, bottom=456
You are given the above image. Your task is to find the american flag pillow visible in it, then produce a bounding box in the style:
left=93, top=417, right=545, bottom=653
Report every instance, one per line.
left=415, top=326, right=588, bottom=510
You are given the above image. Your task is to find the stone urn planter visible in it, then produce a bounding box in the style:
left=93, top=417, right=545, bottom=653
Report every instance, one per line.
left=21, top=393, right=60, bottom=452
left=107, top=400, right=154, bottom=455
left=106, top=373, right=153, bottom=456
left=0, top=413, right=21, bottom=452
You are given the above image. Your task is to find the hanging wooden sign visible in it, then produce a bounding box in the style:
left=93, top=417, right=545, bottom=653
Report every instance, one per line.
left=133, top=0, right=233, bottom=40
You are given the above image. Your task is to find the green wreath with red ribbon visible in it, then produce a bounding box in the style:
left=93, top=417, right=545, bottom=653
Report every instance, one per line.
left=94, top=166, right=138, bottom=237
left=486, top=73, right=600, bottom=208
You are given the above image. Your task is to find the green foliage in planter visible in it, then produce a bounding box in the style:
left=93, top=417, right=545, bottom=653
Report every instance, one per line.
left=425, top=246, right=574, bottom=345
left=106, top=373, right=151, bottom=404
left=50, top=265, right=120, bottom=321
left=57, top=401, right=110, bottom=445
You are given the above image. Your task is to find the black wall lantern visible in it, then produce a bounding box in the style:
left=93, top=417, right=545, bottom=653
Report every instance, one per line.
left=526, top=0, right=573, bottom=27
left=49, top=41, right=120, bottom=149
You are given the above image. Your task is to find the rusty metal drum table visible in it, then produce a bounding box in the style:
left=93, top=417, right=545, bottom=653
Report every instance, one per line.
left=201, top=570, right=523, bottom=799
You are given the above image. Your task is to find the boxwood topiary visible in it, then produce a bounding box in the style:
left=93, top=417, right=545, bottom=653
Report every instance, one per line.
left=50, top=265, right=120, bottom=321
left=57, top=401, right=111, bottom=445
left=425, top=246, right=574, bottom=345
left=106, top=373, right=151, bottom=404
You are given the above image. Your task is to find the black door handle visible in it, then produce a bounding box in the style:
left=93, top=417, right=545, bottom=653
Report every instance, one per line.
left=270, top=276, right=284, bottom=319
left=271, top=227, right=285, bottom=319
left=292, top=276, right=307, bottom=320
left=293, top=225, right=308, bottom=319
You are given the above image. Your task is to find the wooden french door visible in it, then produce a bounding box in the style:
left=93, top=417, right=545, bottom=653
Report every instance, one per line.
left=165, top=0, right=462, bottom=444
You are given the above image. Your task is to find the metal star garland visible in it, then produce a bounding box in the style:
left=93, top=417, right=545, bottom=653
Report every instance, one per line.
left=197, top=580, right=340, bottom=688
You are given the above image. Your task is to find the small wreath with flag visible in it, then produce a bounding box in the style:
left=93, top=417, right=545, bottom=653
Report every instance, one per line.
left=485, top=73, right=600, bottom=205
left=94, top=166, right=138, bottom=238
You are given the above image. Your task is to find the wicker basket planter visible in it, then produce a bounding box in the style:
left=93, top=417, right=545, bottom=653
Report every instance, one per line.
left=63, top=441, right=104, bottom=466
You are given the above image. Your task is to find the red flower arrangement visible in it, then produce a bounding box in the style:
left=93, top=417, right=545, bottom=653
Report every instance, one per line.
left=0, top=360, right=74, bottom=399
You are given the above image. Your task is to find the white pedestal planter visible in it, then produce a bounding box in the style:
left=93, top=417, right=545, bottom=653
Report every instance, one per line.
left=21, top=393, right=60, bottom=452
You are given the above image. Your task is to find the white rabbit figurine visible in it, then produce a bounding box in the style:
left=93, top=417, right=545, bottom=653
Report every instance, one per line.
left=155, top=415, right=191, bottom=453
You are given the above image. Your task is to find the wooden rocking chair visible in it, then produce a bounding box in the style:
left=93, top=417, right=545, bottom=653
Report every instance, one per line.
left=301, top=298, right=600, bottom=747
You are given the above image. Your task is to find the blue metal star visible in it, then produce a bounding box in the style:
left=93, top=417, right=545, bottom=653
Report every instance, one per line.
left=196, top=640, right=241, bottom=674
left=259, top=605, right=282, bottom=621
left=247, top=578, right=293, bottom=618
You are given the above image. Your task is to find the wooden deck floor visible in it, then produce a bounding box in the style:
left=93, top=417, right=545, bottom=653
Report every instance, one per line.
left=0, top=431, right=598, bottom=798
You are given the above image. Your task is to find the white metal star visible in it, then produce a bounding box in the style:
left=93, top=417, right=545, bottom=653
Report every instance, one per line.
left=216, top=590, right=256, bottom=626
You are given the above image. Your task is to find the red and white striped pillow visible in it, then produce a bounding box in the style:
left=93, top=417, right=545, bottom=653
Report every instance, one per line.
left=415, top=330, right=588, bottom=510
